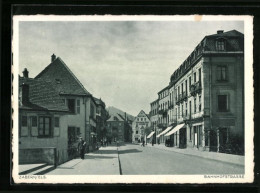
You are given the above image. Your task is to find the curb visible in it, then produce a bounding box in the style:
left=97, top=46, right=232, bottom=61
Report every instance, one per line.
left=146, top=145, right=244, bottom=167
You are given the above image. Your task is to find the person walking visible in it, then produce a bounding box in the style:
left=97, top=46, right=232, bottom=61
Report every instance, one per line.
left=78, top=137, right=86, bottom=160
left=142, top=139, right=145, bottom=147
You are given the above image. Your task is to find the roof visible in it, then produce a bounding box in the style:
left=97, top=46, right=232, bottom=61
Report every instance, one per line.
left=107, top=113, right=124, bottom=122
left=19, top=76, right=69, bottom=112
left=158, top=85, right=169, bottom=94
left=94, top=97, right=105, bottom=107
left=170, top=30, right=244, bottom=83
left=35, top=57, right=91, bottom=96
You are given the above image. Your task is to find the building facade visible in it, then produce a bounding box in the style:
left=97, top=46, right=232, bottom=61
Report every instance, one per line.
left=106, top=114, right=126, bottom=142
left=132, top=110, right=151, bottom=143
left=19, top=70, right=71, bottom=165
left=150, top=99, right=159, bottom=143
left=153, top=30, right=244, bottom=155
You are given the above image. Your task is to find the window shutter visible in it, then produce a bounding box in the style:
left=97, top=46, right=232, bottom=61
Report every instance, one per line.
left=21, top=127, right=28, bottom=136
left=54, top=127, right=60, bottom=137
left=31, top=126, right=38, bottom=136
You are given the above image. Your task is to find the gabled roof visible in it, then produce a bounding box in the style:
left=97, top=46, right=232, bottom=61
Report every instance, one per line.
left=135, top=110, right=150, bottom=120
left=206, top=30, right=243, bottom=38
left=35, top=57, right=91, bottom=96
left=19, top=76, right=69, bottom=112
left=107, top=113, right=124, bottom=122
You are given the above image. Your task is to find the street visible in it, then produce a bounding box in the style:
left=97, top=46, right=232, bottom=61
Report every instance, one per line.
left=47, top=143, right=244, bottom=175
left=119, top=143, right=244, bottom=175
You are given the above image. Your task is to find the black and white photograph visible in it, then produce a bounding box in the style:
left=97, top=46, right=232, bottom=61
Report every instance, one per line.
left=12, top=15, right=254, bottom=183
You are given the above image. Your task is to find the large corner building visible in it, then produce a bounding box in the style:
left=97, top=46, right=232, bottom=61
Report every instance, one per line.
left=150, top=30, right=244, bottom=155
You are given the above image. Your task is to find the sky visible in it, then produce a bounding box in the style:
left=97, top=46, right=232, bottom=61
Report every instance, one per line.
left=18, top=19, right=244, bottom=116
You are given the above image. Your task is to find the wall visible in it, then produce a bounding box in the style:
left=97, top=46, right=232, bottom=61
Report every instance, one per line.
left=19, top=147, right=56, bottom=165
left=19, top=111, right=69, bottom=164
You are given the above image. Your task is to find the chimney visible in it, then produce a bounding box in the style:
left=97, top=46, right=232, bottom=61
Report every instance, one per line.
left=51, top=54, right=56, bottom=62
left=22, top=68, right=29, bottom=78
left=217, top=30, right=224, bottom=34
left=20, top=83, right=29, bottom=105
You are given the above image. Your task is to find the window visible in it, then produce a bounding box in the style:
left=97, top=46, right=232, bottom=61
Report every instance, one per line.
left=185, top=80, right=187, bottom=93
left=194, top=72, right=197, bottom=83
left=39, top=117, right=51, bottom=137
left=217, top=66, right=227, bottom=81
left=76, top=99, right=80, bottom=114
left=31, top=116, right=37, bottom=127
left=199, top=95, right=202, bottom=112
left=185, top=102, right=188, bottom=116
left=199, top=68, right=201, bottom=82
left=67, top=99, right=75, bottom=113
left=189, top=76, right=192, bottom=87
left=54, top=117, right=60, bottom=127
left=181, top=83, right=183, bottom=93
left=194, top=97, right=197, bottom=113
left=218, top=95, right=228, bottom=112
left=22, top=116, right=27, bottom=127
left=141, top=118, right=143, bottom=121
left=189, top=127, right=192, bottom=140
left=178, top=106, right=180, bottom=118
left=136, top=130, right=138, bottom=134
left=90, top=104, right=95, bottom=117
left=216, top=39, right=225, bottom=51
left=189, top=101, right=192, bottom=115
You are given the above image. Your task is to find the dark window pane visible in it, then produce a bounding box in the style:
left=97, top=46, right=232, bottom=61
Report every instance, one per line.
left=22, top=116, right=27, bottom=127
left=218, top=95, right=228, bottom=111
left=31, top=116, right=37, bottom=127
left=68, top=99, right=75, bottom=113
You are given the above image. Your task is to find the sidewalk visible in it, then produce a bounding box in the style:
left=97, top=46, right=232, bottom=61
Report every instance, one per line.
left=146, top=143, right=244, bottom=166
left=47, top=145, right=120, bottom=175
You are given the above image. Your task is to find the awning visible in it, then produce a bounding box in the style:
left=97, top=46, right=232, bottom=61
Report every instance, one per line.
left=147, top=131, right=155, bottom=139
left=157, top=126, right=173, bottom=138
left=165, top=123, right=185, bottom=136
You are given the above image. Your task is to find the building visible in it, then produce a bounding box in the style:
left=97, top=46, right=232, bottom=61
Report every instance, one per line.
left=35, top=54, right=98, bottom=152
left=157, top=86, right=171, bottom=144
left=132, top=110, right=151, bottom=143
left=154, top=30, right=244, bottom=155
left=106, top=114, right=128, bottom=142
left=94, top=98, right=109, bottom=142
left=19, top=69, right=71, bottom=165
left=150, top=99, right=159, bottom=143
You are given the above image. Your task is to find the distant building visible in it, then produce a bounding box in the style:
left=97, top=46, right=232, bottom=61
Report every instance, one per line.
left=152, top=30, right=244, bottom=155
left=132, top=110, right=151, bottom=143
left=106, top=113, right=130, bottom=142
left=19, top=69, right=71, bottom=165
left=150, top=99, right=159, bottom=143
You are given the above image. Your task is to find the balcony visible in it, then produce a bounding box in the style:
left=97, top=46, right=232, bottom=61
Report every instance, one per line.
left=176, top=91, right=188, bottom=105
left=190, top=81, right=202, bottom=96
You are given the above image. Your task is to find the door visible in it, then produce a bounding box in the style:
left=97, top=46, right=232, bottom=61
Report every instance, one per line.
left=68, top=127, right=80, bottom=159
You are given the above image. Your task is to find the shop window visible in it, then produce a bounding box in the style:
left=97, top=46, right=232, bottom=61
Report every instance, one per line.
left=39, top=117, right=51, bottom=137
left=31, top=116, right=37, bottom=127
left=218, top=95, right=228, bottom=112
left=217, top=66, right=227, bottom=81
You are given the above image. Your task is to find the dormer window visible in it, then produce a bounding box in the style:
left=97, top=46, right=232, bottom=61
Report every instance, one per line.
left=216, top=38, right=226, bottom=51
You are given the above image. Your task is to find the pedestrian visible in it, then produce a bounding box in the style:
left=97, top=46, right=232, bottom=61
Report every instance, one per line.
left=152, top=139, right=154, bottom=146
left=142, top=140, right=145, bottom=147
left=78, top=137, right=86, bottom=160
